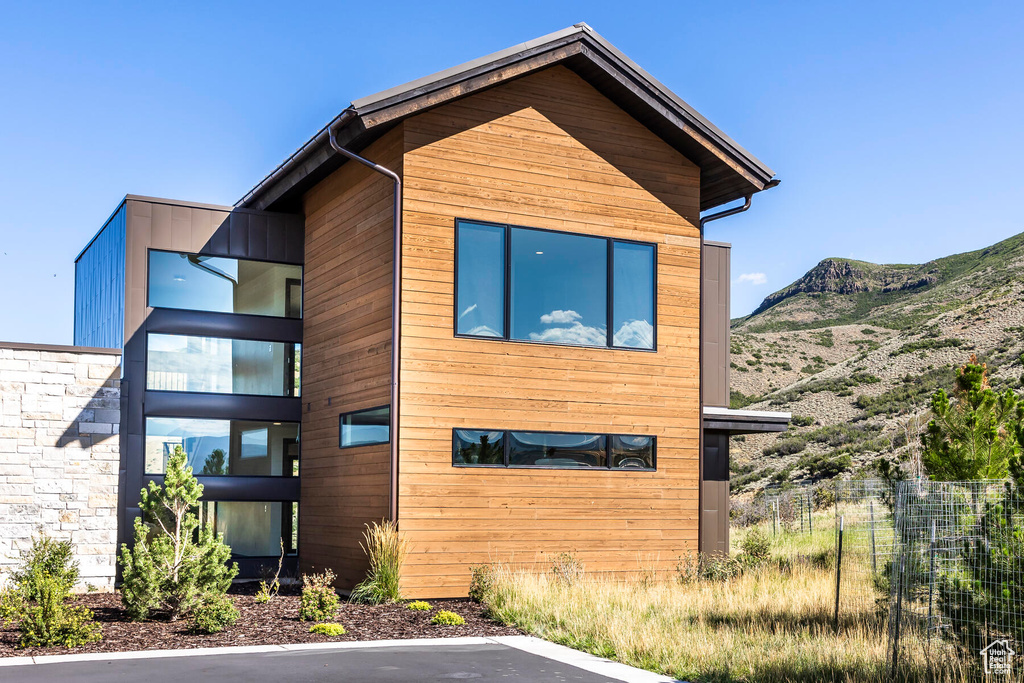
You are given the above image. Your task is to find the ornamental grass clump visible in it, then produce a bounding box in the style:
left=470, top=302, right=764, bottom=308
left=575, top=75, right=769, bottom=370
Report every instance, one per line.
left=118, top=446, right=238, bottom=622
left=299, top=569, right=340, bottom=622
left=349, top=520, right=409, bottom=604
left=430, top=610, right=465, bottom=626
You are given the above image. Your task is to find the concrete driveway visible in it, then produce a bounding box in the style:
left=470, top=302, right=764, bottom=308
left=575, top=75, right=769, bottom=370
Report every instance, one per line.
left=0, top=636, right=678, bottom=683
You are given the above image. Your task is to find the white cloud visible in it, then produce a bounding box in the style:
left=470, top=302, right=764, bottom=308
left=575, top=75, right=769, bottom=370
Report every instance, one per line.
left=458, top=303, right=478, bottom=320
left=529, top=322, right=607, bottom=347
left=613, top=319, right=654, bottom=349
left=540, top=309, right=582, bottom=324
left=737, top=272, right=768, bottom=286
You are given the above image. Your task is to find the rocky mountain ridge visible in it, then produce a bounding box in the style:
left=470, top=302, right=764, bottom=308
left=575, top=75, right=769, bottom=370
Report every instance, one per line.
left=728, top=230, right=1024, bottom=497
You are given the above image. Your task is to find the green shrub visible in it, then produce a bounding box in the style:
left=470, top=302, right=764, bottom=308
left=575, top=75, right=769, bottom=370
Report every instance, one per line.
left=16, top=569, right=101, bottom=648
left=188, top=594, right=238, bottom=634
left=11, top=534, right=79, bottom=601
left=790, top=415, right=815, bottom=427
left=739, top=528, right=772, bottom=567
left=407, top=600, right=432, bottom=611
left=549, top=552, right=583, bottom=586
left=309, top=622, right=346, bottom=636
left=119, top=447, right=237, bottom=621
left=762, top=436, right=807, bottom=457
left=300, top=569, right=339, bottom=622
left=469, top=564, right=495, bottom=603
left=431, top=610, right=465, bottom=626
left=349, top=520, right=409, bottom=604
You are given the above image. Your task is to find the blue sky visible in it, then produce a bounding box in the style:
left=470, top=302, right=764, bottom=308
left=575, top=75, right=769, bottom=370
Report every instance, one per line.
left=1, top=1, right=1022, bottom=343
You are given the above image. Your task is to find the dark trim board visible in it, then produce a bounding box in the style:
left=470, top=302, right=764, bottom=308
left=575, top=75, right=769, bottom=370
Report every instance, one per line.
left=702, top=407, right=790, bottom=435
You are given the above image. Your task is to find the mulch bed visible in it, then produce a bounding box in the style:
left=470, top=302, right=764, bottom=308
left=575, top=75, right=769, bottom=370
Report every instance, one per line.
left=0, top=584, right=520, bottom=658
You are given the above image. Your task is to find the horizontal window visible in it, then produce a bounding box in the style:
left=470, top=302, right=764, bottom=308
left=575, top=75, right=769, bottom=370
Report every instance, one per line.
left=200, top=501, right=297, bottom=557
left=453, top=429, right=656, bottom=471
left=148, top=250, right=302, bottom=318
left=340, top=406, right=390, bottom=448
left=146, top=333, right=300, bottom=397
left=145, top=417, right=299, bottom=476
left=455, top=220, right=656, bottom=350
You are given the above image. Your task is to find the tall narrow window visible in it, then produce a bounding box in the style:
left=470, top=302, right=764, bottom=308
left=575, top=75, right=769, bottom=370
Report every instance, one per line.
left=339, top=406, right=390, bottom=448
left=456, top=222, right=505, bottom=338
left=612, top=242, right=655, bottom=349
left=510, top=229, right=607, bottom=347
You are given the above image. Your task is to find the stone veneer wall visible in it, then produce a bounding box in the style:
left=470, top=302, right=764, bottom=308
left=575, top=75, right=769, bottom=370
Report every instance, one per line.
left=0, top=343, right=121, bottom=591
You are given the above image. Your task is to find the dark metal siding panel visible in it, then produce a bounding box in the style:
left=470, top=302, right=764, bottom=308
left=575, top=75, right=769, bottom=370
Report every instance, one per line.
left=74, top=203, right=126, bottom=348
left=701, top=241, right=730, bottom=408
left=701, top=430, right=730, bottom=555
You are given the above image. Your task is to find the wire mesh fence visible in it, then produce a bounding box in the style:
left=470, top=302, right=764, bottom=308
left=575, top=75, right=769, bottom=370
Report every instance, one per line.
left=887, top=479, right=1023, bottom=678
left=833, top=480, right=895, bottom=631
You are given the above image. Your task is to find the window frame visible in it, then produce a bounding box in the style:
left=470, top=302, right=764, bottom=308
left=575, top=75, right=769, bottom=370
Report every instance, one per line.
left=452, top=428, right=657, bottom=472
left=142, top=415, right=301, bottom=477
left=338, top=405, right=391, bottom=449
left=453, top=219, right=658, bottom=352
left=146, top=248, right=304, bottom=320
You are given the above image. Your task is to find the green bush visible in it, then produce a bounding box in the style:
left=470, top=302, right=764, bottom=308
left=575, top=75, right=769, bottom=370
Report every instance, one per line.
left=739, top=528, right=772, bottom=568
left=119, top=447, right=238, bottom=621
left=188, top=594, right=239, bottom=634
left=407, top=600, right=432, bottom=611
left=431, top=610, right=465, bottom=626
left=469, top=564, right=495, bottom=603
left=1, top=534, right=102, bottom=649
left=762, top=436, right=807, bottom=457
left=11, top=534, right=79, bottom=601
left=299, top=569, right=339, bottom=622
left=349, top=520, right=409, bottom=604
left=309, top=622, right=346, bottom=636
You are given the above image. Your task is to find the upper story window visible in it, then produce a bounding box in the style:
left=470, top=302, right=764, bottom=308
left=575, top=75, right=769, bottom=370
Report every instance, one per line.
left=148, top=250, right=302, bottom=318
left=455, top=220, right=655, bottom=350
left=146, top=333, right=300, bottom=397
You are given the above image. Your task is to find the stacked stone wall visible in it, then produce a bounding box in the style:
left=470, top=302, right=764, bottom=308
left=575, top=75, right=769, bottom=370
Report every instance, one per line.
left=0, top=343, right=120, bottom=591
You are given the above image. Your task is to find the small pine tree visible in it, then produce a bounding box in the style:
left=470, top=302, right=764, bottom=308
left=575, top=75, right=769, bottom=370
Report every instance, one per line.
left=119, top=446, right=238, bottom=621
left=921, top=356, right=1019, bottom=481
left=202, top=448, right=227, bottom=475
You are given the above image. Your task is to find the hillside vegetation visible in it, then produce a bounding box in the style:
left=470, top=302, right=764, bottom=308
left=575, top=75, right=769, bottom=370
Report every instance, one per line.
left=729, top=230, right=1024, bottom=497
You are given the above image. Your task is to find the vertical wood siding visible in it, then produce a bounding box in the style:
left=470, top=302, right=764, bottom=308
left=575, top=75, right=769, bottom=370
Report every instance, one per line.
left=398, top=66, right=701, bottom=596
left=299, top=129, right=402, bottom=587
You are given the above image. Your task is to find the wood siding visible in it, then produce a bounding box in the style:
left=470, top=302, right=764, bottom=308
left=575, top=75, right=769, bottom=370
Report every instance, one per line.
left=398, top=66, right=701, bottom=597
left=299, top=129, right=402, bottom=587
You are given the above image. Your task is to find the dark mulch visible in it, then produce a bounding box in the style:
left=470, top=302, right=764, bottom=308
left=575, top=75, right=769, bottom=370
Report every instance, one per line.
left=0, top=584, right=520, bottom=658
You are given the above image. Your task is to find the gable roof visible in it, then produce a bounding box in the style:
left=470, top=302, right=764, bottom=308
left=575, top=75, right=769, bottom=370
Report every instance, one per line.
left=238, top=23, right=777, bottom=213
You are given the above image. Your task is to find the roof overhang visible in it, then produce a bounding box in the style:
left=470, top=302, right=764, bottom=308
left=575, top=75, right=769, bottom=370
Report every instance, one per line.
left=703, top=406, right=791, bottom=434
left=238, top=23, right=777, bottom=213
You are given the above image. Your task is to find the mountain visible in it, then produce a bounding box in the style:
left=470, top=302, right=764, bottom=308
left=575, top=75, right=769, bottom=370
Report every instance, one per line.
left=727, top=230, right=1024, bottom=497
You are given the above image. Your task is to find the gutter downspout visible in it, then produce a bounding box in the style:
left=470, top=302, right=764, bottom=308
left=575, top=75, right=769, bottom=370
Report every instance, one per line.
left=328, top=110, right=403, bottom=524
left=696, top=181, right=777, bottom=554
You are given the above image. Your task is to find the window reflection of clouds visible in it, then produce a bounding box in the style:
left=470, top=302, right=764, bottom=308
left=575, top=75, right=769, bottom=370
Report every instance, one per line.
left=456, top=223, right=505, bottom=338
left=612, top=242, right=655, bottom=349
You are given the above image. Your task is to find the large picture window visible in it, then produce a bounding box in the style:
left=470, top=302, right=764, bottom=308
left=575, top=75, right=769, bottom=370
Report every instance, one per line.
left=146, top=333, right=300, bottom=396
left=455, top=220, right=656, bottom=350
left=148, top=250, right=303, bottom=318
left=199, top=501, right=298, bottom=557
left=453, top=429, right=655, bottom=471
left=144, top=417, right=299, bottom=476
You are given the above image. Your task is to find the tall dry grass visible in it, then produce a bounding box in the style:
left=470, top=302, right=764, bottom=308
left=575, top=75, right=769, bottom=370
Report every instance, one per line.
left=349, top=520, right=409, bottom=604
left=479, top=543, right=973, bottom=682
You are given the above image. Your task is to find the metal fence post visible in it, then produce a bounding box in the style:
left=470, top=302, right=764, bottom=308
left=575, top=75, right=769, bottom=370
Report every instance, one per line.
left=869, top=500, right=877, bottom=576
left=927, top=520, right=936, bottom=635
left=834, top=514, right=844, bottom=632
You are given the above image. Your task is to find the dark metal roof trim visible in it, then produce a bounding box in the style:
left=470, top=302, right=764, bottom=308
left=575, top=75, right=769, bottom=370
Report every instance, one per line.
left=702, top=406, right=791, bottom=434
left=238, top=23, right=776, bottom=213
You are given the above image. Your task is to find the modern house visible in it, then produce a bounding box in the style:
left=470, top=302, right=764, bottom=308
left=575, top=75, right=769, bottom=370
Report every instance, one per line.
left=73, top=23, right=789, bottom=596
